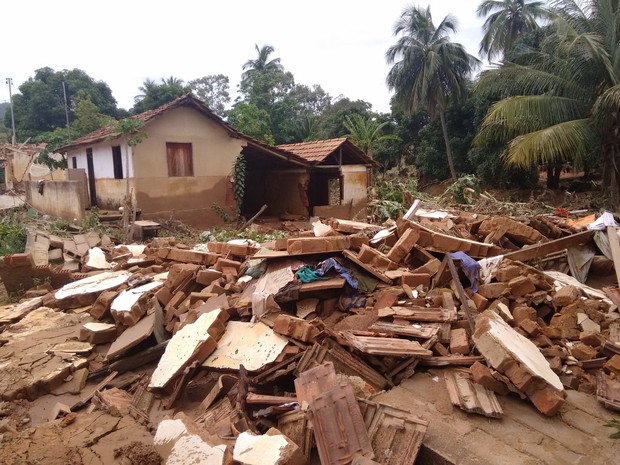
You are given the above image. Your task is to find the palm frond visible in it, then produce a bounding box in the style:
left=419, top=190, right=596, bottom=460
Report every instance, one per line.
left=503, top=118, right=596, bottom=167
left=476, top=95, right=588, bottom=145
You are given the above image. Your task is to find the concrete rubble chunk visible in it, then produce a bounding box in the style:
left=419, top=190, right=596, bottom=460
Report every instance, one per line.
left=473, top=310, right=566, bottom=415
left=110, top=281, right=162, bottom=326
left=233, top=428, right=307, bottom=465
left=154, top=417, right=226, bottom=465
left=553, top=285, right=582, bottom=307
left=149, top=309, right=228, bottom=390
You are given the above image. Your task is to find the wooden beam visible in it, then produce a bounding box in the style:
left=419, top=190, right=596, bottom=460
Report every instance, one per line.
left=503, top=230, right=594, bottom=263
left=607, top=226, right=620, bottom=287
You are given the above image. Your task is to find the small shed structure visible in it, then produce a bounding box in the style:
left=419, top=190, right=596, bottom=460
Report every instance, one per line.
left=276, top=138, right=374, bottom=220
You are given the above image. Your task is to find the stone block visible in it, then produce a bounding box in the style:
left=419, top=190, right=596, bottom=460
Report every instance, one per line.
left=273, top=314, right=319, bottom=343
left=386, top=228, right=420, bottom=263
left=196, top=269, right=223, bottom=286
left=519, top=318, right=542, bottom=337
left=579, top=331, right=605, bottom=347
left=553, top=285, right=581, bottom=307
left=570, top=343, right=598, bottom=361
left=470, top=361, right=509, bottom=395
left=450, top=328, right=470, bottom=355
left=400, top=273, right=431, bottom=288
left=604, top=355, right=620, bottom=376
left=478, top=283, right=508, bottom=299
left=508, top=276, right=536, bottom=298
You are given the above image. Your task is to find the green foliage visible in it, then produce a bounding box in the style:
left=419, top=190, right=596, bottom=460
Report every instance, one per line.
left=232, top=154, right=246, bottom=214
left=605, top=418, right=620, bottom=440
left=188, top=75, right=230, bottom=116
left=5, top=67, right=119, bottom=141
left=112, top=118, right=147, bottom=147
left=132, top=77, right=189, bottom=114
left=71, top=95, right=114, bottom=138
left=199, top=227, right=286, bottom=243
left=386, top=5, right=480, bottom=180
left=0, top=211, right=26, bottom=255
left=211, top=204, right=233, bottom=224
left=368, top=168, right=420, bottom=222
left=316, top=98, right=373, bottom=139
left=473, top=0, right=620, bottom=200
left=226, top=103, right=275, bottom=144
left=242, top=44, right=284, bottom=80
left=446, top=174, right=481, bottom=204
left=343, top=114, right=400, bottom=157
left=477, top=0, right=553, bottom=60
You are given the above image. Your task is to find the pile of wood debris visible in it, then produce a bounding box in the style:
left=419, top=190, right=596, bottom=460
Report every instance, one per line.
left=0, top=204, right=619, bottom=464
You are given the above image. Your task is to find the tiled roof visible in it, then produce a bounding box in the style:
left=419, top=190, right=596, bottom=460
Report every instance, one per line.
left=277, top=138, right=373, bottom=165
left=277, top=138, right=349, bottom=162
left=57, top=93, right=238, bottom=153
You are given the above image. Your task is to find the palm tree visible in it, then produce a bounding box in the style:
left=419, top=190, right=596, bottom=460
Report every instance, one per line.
left=242, top=44, right=284, bottom=80
left=474, top=0, right=620, bottom=202
left=162, top=76, right=184, bottom=87
left=135, top=78, right=157, bottom=103
left=477, top=0, right=553, bottom=60
left=343, top=114, right=400, bottom=159
left=386, top=5, right=479, bottom=180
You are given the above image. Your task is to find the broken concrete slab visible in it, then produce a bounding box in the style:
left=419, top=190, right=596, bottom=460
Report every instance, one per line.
left=54, top=271, right=131, bottom=309
left=233, top=428, right=307, bottom=465
left=110, top=281, right=162, bottom=326
left=106, top=312, right=155, bottom=360
left=473, top=310, right=566, bottom=415
left=203, top=321, right=288, bottom=372
left=79, top=322, right=117, bottom=344
left=150, top=309, right=228, bottom=390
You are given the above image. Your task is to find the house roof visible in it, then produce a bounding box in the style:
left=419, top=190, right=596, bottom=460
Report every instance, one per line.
left=57, top=93, right=241, bottom=153
left=277, top=138, right=375, bottom=166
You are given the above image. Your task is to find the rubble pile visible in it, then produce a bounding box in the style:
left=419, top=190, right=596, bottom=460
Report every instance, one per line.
left=0, top=208, right=619, bottom=464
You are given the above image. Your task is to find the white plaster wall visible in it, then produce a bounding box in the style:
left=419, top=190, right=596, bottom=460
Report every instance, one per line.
left=341, top=165, right=368, bottom=203
left=66, top=141, right=134, bottom=178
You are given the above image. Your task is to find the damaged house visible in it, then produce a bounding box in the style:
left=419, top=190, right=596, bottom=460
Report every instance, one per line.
left=53, top=94, right=373, bottom=226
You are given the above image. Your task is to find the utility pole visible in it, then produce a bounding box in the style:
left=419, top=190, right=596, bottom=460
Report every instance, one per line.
left=62, top=81, right=71, bottom=139
left=5, top=78, right=16, bottom=146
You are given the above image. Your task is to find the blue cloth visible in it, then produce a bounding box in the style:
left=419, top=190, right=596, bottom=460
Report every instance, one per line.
left=316, top=257, right=359, bottom=289
left=450, top=252, right=481, bottom=294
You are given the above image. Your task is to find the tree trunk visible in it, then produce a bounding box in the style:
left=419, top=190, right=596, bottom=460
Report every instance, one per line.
left=546, top=162, right=561, bottom=189
left=439, top=110, right=457, bottom=181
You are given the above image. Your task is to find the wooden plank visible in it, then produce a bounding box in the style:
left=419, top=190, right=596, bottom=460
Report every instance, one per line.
left=444, top=369, right=503, bottom=418
left=503, top=230, right=594, bottom=262
left=608, top=226, right=620, bottom=287
left=381, top=306, right=456, bottom=323
left=447, top=255, right=476, bottom=332
left=343, top=249, right=393, bottom=284
left=419, top=355, right=485, bottom=366
left=368, top=322, right=439, bottom=339
left=340, top=331, right=433, bottom=357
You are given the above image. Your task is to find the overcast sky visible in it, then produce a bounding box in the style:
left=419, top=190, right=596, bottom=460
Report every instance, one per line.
left=2, top=1, right=485, bottom=115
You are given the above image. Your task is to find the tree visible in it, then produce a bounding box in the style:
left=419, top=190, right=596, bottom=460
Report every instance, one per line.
left=474, top=0, right=620, bottom=201
left=386, top=5, right=480, bottom=180
left=477, top=0, right=553, bottom=61
left=71, top=95, right=114, bottom=138
left=343, top=114, right=400, bottom=158
left=316, top=98, right=374, bottom=139
left=4, top=67, right=118, bottom=140
left=242, top=44, right=284, bottom=79
left=226, top=102, right=275, bottom=145
left=132, top=77, right=189, bottom=114
left=188, top=75, right=231, bottom=116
